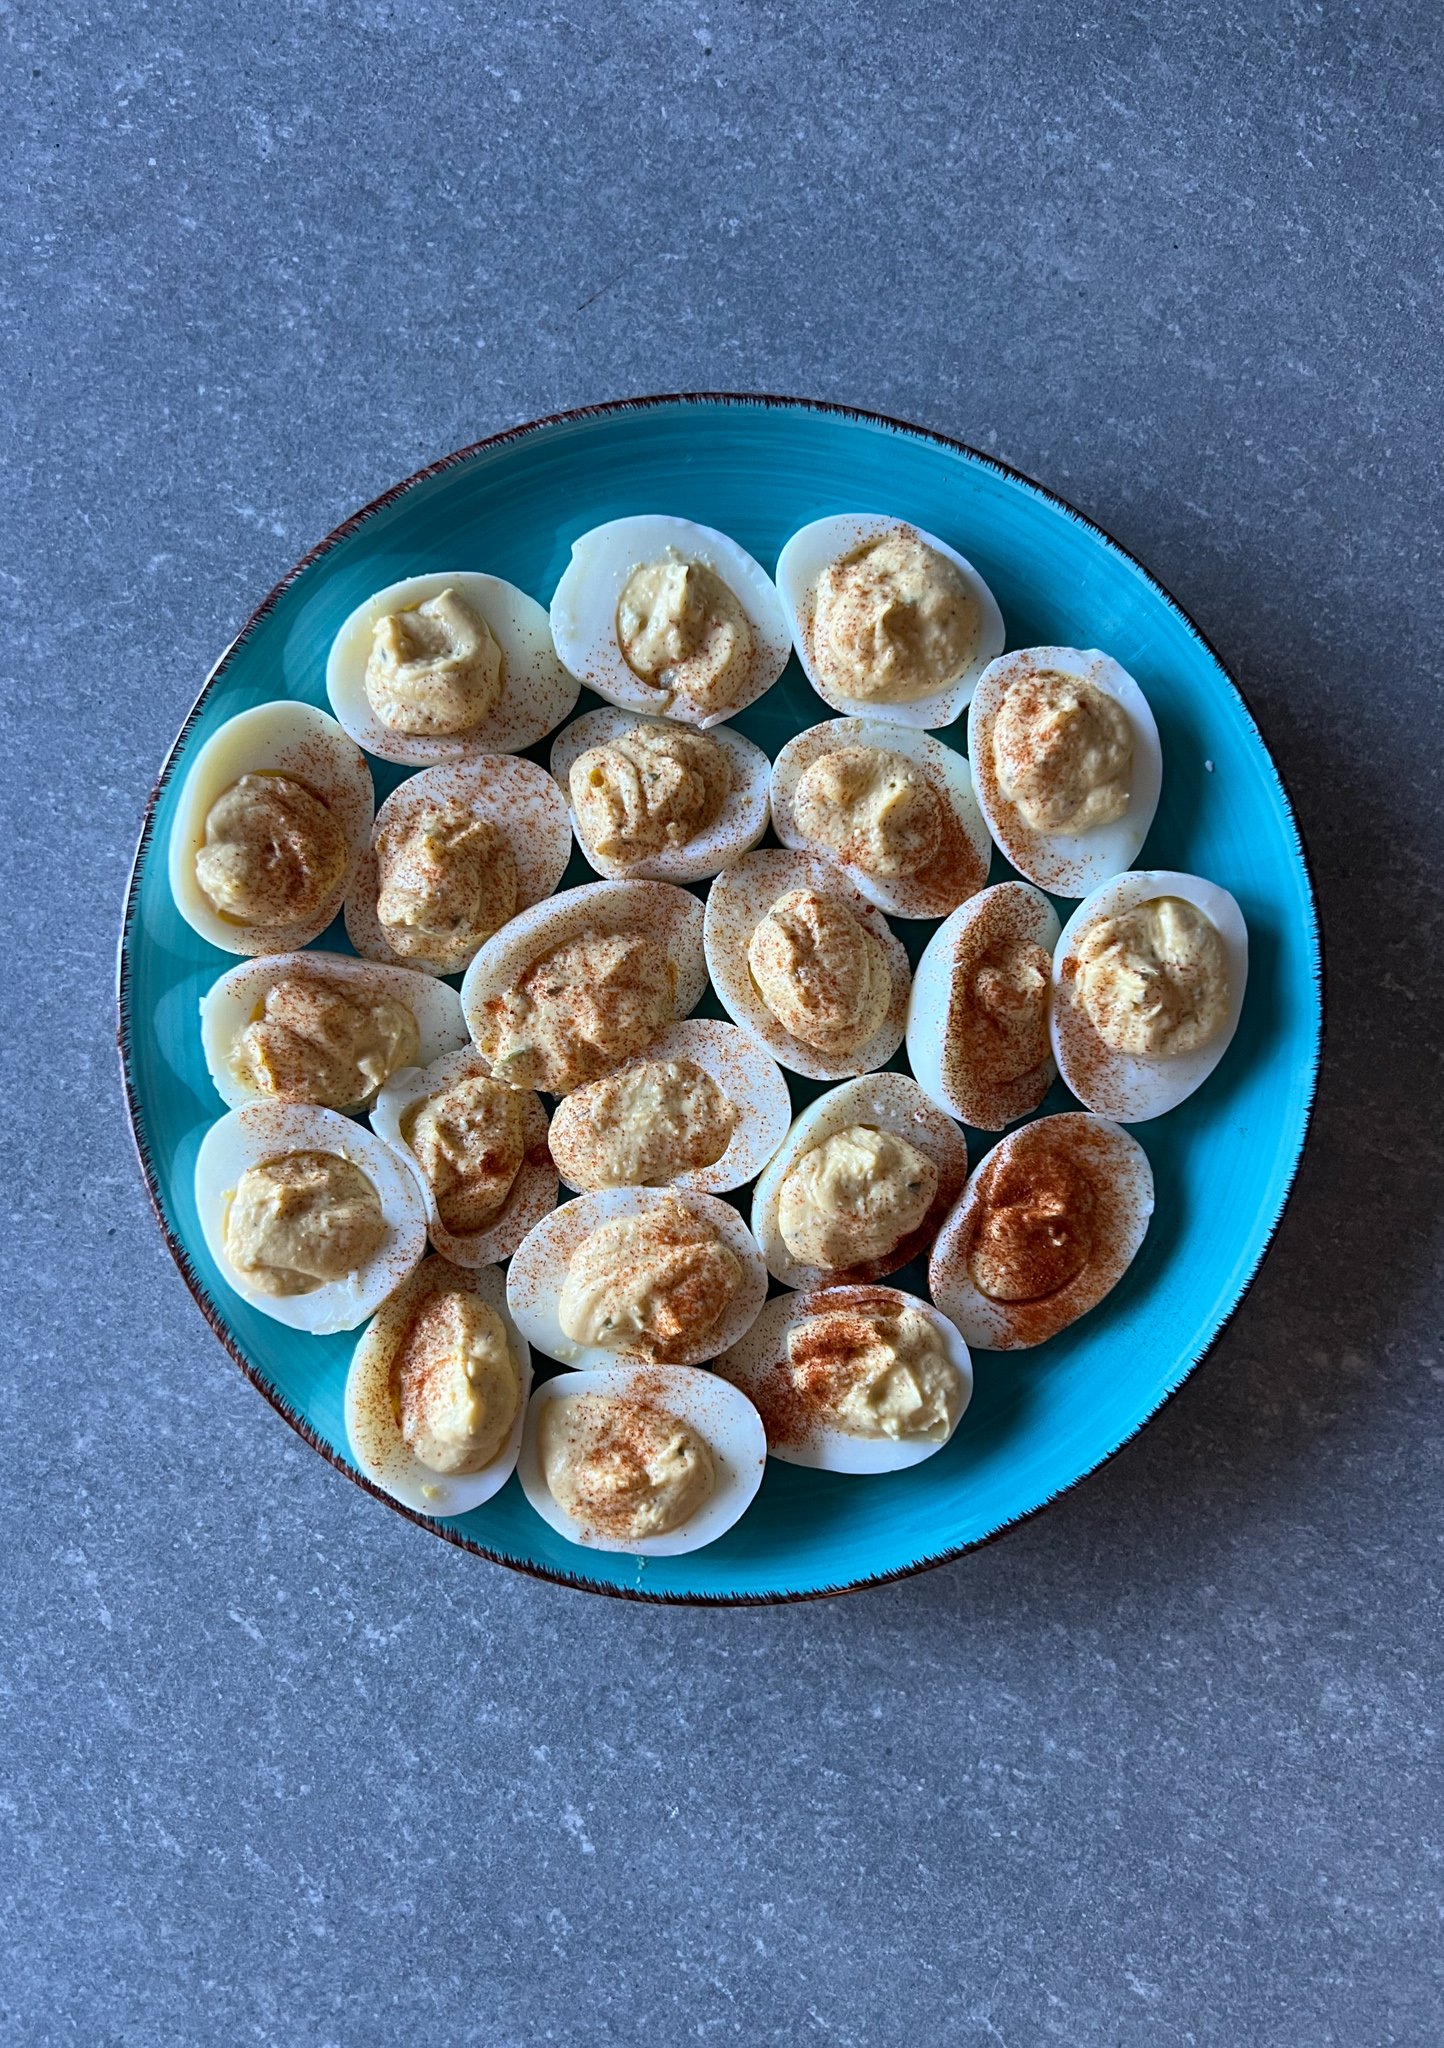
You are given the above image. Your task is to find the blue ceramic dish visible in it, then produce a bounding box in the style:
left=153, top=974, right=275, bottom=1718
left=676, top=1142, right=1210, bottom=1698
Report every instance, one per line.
left=118, top=395, right=1322, bottom=1603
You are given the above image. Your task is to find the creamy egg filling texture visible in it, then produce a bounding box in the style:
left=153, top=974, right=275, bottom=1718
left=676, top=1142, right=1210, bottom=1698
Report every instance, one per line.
left=478, top=929, right=676, bottom=1094
left=777, top=1125, right=938, bottom=1269
left=196, top=772, right=347, bottom=928
left=811, top=532, right=978, bottom=706
left=391, top=1286, right=521, bottom=1474
left=784, top=1300, right=961, bottom=1442
left=1074, top=896, right=1230, bottom=1058
left=375, top=801, right=516, bottom=968
left=405, top=1075, right=526, bottom=1234
left=364, top=590, right=503, bottom=737
left=793, top=745, right=942, bottom=878
left=616, top=553, right=753, bottom=716
left=548, top=1059, right=738, bottom=1190
left=540, top=1392, right=715, bottom=1540
left=224, top=1150, right=387, bottom=1296
left=747, top=887, right=889, bottom=1054
left=991, top=670, right=1132, bottom=833
left=570, top=722, right=730, bottom=864
left=230, top=976, right=419, bottom=1108
left=557, top=1203, right=743, bottom=1364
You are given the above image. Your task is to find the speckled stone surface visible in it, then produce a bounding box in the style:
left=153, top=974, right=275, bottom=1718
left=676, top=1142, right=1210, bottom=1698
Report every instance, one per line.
left=4, top=5, right=1441, bottom=2042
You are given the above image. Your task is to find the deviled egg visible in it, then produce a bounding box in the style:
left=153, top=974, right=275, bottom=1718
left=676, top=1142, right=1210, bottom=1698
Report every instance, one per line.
left=967, top=647, right=1162, bottom=895
left=1052, top=871, right=1248, bottom=1121
left=929, top=1113, right=1154, bottom=1350
left=200, top=950, right=468, bottom=1111
left=326, top=571, right=579, bottom=766
left=704, top=848, right=911, bottom=1081
left=549, top=516, right=792, bottom=729
left=169, top=701, right=373, bottom=955
left=750, top=1072, right=968, bottom=1290
left=907, top=882, right=1062, bottom=1131
left=370, top=1047, right=558, bottom=1266
left=460, top=879, right=707, bottom=1095
left=550, top=707, right=770, bottom=883
left=770, top=716, right=991, bottom=918
left=194, top=1102, right=427, bottom=1333
left=546, top=1018, right=792, bottom=1196
left=506, top=1188, right=768, bottom=1371
left=716, top=1285, right=973, bottom=1473
left=344, top=755, right=571, bottom=975
left=775, top=514, right=1004, bottom=728
left=517, top=1364, right=767, bottom=1557
left=344, top=1257, right=532, bottom=1515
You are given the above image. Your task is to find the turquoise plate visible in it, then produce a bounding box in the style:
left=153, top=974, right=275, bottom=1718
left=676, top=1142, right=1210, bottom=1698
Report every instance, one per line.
left=118, top=395, right=1322, bottom=1603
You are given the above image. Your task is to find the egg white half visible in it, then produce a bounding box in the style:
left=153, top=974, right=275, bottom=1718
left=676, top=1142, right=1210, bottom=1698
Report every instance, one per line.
left=194, top=1102, right=428, bottom=1334
left=199, top=950, right=469, bottom=1111
left=169, top=702, right=373, bottom=956
left=548, top=515, right=792, bottom=729
left=967, top=647, right=1162, bottom=895
left=344, top=1257, right=532, bottom=1516
left=703, top=848, right=911, bottom=1082
left=505, top=1186, right=769, bottom=1372
left=774, top=514, right=1005, bottom=729
left=370, top=1046, right=558, bottom=1266
left=770, top=716, right=992, bottom=919
left=750, top=1072, right=969, bottom=1290
left=1051, top=870, right=1249, bottom=1121
left=547, top=1017, right=793, bottom=1197
left=517, top=1364, right=767, bottom=1557
left=715, top=1285, right=973, bottom=1474
left=907, top=882, right=1062, bottom=1131
left=344, top=754, right=572, bottom=975
left=459, top=879, right=708, bottom=1090
left=928, top=1112, right=1154, bottom=1350
left=327, top=571, right=579, bottom=766
left=550, top=707, right=771, bottom=883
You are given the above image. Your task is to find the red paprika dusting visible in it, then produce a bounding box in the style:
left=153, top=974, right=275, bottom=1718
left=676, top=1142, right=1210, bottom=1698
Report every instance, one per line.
left=942, top=885, right=1055, bottom=1129
left=743, top=1286, right=909, bottom=1450
left=546, top=1371, right=712, bottom=1540
left=950, top=1117, right=1148, bottom=1348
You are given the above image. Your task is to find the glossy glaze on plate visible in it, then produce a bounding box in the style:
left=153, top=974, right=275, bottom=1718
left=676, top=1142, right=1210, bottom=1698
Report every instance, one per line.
left=117, top=395, right=1321, bottom=1603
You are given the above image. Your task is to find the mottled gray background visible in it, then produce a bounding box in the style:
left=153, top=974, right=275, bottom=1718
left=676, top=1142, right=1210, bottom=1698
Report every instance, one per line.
left=4, top=3, right=1441, bottom=2043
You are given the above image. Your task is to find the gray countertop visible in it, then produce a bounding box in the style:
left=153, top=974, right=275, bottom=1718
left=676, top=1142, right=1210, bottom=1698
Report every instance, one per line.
left=5, top=5, right=1440, bottom=2042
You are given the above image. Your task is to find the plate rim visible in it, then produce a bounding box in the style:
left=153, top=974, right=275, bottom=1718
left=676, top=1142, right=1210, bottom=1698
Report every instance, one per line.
left=115, top=390, right=1326, bottom=1606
